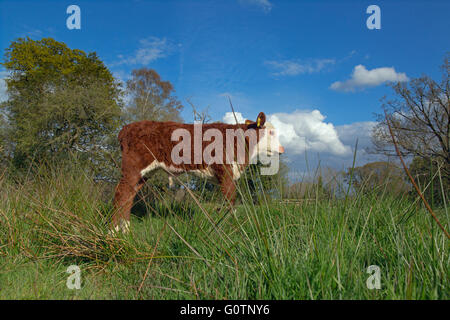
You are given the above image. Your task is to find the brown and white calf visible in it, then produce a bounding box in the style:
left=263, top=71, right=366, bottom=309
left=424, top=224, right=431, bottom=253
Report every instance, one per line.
left=112, top=112, right=284, bottom=232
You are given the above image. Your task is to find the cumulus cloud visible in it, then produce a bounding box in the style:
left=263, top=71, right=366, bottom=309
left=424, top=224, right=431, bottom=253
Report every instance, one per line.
left=335, top=121, right=377, bottom=150
left=223, top=112, right=246, bottom=124
left=221, top=110, right=385, bottom=173
left=116, top=37, right=174, bottom=66
left=265, top=58, right=335, bottom=76
left=330, top=65, right=409, bottom=92
left=223, top=109, right=350, bottom=156
left=268, top=110, right=350, bottom=156
left=273, top=116, right=382, bottom=172
left=239, top=0, right=273, bottom=13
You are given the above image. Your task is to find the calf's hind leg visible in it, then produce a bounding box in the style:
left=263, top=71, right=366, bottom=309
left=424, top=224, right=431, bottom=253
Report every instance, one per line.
left=220, top=175, right=237, bottom=206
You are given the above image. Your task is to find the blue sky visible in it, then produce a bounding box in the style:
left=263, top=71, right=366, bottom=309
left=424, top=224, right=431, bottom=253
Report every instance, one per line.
left=0, top=0, right=449, bottom=174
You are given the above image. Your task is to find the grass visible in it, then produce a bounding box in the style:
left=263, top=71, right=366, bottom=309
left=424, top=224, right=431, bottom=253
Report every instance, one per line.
left=0, top=162, right=448, bottom=300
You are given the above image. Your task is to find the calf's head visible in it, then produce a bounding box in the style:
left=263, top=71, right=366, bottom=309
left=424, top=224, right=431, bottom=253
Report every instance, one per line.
left=245, top=112, right=284, bottom=175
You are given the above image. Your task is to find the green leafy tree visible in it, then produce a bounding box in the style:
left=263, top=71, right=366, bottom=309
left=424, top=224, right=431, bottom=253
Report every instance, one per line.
left=1, top=37, right=122, bottom=175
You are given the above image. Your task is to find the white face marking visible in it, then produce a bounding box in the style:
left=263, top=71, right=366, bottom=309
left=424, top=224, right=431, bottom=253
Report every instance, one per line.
left=253, top=122, right=283, bottom=159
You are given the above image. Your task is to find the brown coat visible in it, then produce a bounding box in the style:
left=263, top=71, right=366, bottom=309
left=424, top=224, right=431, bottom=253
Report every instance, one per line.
left=112, top=112, right=273, bottom=231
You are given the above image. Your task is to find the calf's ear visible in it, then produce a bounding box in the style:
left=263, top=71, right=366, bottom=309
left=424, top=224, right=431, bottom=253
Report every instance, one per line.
left=256, top=112, right=266, bottom=128
left=245, top=119, right=258, bottom=129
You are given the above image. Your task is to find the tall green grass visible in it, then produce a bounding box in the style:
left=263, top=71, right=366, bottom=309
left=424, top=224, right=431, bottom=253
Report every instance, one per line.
left=0, top=161, right=448, bottom=299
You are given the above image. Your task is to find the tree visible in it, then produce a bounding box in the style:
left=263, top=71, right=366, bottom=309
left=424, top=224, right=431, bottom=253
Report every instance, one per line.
left=372, top=54, right=449, bottom=204
left=409, top=156, right=448, bottom=206
left=125, top=68, right=183, bottom=123
left=0, top=111, right=10, bottom=167
left=345, top=161, right=409, bottom=195
left=372, top=53, right=449, bottom=178
left=0, top=37, right=122, bottom=174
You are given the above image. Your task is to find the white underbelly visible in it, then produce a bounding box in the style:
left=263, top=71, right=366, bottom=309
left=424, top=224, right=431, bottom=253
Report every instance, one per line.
left=140, top=161, right=216, bottom=181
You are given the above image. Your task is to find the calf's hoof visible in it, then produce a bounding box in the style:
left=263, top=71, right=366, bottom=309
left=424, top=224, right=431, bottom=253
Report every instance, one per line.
left=108, top=219, right=130, bottom=235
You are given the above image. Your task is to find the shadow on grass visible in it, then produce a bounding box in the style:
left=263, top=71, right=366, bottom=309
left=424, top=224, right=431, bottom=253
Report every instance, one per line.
left=131, top=191, right=198, bottom=221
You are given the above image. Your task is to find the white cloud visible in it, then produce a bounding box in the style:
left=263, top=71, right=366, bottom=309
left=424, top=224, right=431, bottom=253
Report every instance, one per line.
left=239, top=0, right=273, bottom=13
left=330, top=65, right=409, bottom=92
left=335, top=121, right=377, bottom=150
left=116, top=37, right=174, bottom=66
left=274, top=116, right=383, bottom=173
left=268, top=110, right=350, bottom=156
left=222, top=109, right=350, bottom=156
left=221, top=110, right=384, bottom=172
left=265, top=58, right=335, bottom=76
left=223, top=112, right=246, bottom=124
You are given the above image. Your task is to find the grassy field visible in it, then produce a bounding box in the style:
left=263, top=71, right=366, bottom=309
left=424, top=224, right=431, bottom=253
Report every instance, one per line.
left=0, top=164, right=448, bottom=300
